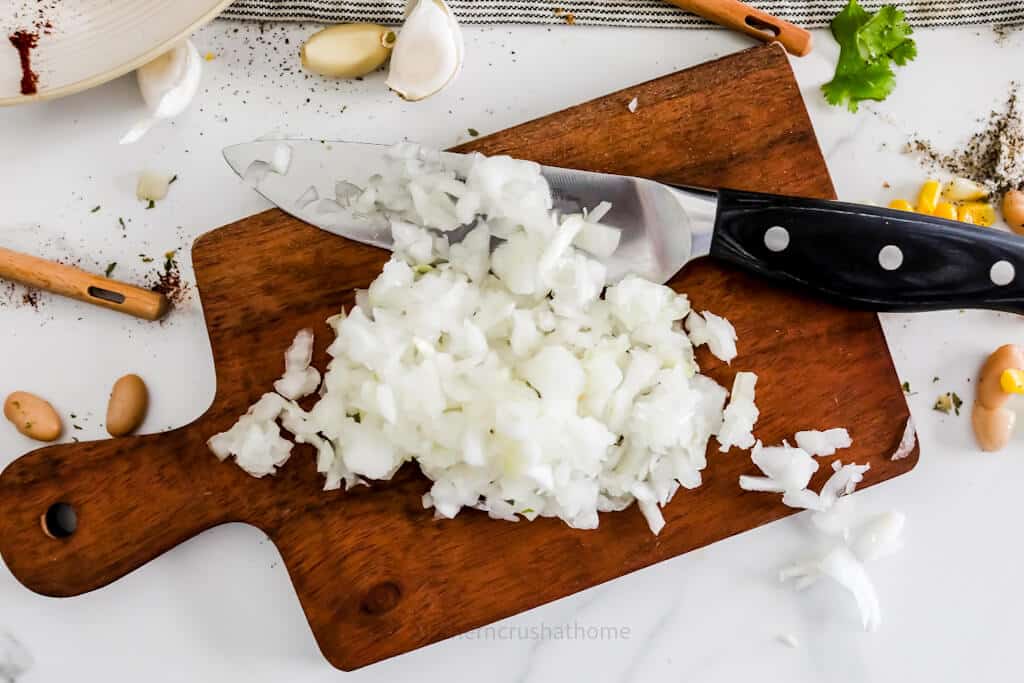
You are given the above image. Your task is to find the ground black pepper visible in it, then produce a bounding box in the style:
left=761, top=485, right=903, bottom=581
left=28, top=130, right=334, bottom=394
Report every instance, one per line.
left=908, top=85, right=1024, bottom=197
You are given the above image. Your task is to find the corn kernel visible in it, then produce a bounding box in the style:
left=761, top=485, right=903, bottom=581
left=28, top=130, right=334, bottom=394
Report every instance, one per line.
left=933, top=202, right=957, bottom=220
left=959, top=202, right=996, bottom=227
left=1000, top=368, right=1024, bottom=394
left=204, top=52, right=216, bottom=61
left=888, top=199, right=914, bottom=212
left=958, top=206, right=975, bottom=224
left=916, top=180, right=941, bottom=214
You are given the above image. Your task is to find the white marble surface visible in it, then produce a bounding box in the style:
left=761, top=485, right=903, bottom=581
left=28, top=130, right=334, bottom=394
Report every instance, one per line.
left=2, top=20, right=1023, bottom=682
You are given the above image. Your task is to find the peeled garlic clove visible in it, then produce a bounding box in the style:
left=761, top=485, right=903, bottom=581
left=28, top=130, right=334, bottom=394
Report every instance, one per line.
left=301, top=23, right=397, bottom=79
left=121, top=40, right=202, bottom=144
left=386, top=0, right=464, bottom=101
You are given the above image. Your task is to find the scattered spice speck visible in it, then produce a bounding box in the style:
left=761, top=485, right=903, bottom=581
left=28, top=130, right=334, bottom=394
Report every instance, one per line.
left=118, top=217, right=126, bottom=229
left=909, top=86, right=1024, bottom=197
left=145, top=199, right=156, bottom=210
left=104, top=262, right=117, bottom=278
left=90, top=205, right=101, bottom=213
left=468, top=127, right=479, bottom=137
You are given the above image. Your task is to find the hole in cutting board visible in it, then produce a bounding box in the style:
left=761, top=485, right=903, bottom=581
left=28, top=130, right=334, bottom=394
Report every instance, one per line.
left=87, top=286, right=126, bottom=305
left=745, top=15, right=781, bottom=37
left=361, top=581, right=402, bottom=614
left=41, top=502, right=77, bottom=539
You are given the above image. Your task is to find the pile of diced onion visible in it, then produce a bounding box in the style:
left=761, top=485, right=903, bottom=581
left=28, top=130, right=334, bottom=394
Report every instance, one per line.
left=210, top=143, right=904, bottom=632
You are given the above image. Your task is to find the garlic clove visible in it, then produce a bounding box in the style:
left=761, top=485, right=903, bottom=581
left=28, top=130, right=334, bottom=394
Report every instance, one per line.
left=120, top=40, right=202, bottom=144
left=386, top=0, right=464, bottom=101
left=301, top=24, right=397, bottom=79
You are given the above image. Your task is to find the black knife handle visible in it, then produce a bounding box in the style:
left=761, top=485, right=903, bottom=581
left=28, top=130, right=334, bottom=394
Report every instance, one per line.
left=709, top=188, right=1024, bottom=314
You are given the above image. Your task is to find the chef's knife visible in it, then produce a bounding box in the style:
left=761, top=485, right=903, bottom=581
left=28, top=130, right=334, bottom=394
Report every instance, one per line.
left=224, top=139, right=1024, bottom=313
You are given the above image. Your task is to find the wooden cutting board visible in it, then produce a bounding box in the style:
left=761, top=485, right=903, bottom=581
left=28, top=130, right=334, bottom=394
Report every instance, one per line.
left=0, top=44, right=917, bottom=670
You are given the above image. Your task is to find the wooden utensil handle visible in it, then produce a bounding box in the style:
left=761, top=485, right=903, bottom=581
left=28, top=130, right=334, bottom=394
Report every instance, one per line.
left=0, top=423, right=241, bottom=597
left=666, top=0, right=813, bottom=56
left=0, top=247, right=169, bottom=320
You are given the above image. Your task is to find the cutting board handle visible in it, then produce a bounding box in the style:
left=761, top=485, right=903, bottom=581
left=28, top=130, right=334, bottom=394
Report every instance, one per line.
left=0, top=421, right=245, bottom=597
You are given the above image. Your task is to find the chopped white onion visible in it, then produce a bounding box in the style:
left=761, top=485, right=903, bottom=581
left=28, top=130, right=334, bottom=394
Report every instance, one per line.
left=686, top=311, right=737, bottom=363
left=717, top=371, right=759, bottom=452
left=628, top=97, right=639, bottom=113
left=209, top=143, right=746, bottom=535
left=794, top=428, right=852, bottom=457
left=819, top=460, right=870, bottom=508
left=295, top=186, right=320, bottom=210
left=273, top=328, right=321, bottom=400
left=748, top=441, right=818, bottom=492
left=810, top=495, right=858, bottom=537
left=782, top=546, right=882, bottom=631
left=269, top=143, right=293, bottom=175
left=851, top=510, right=905, bottom=562
left=136, top=171, right=173, bottom=202
left=890, top=416, right=916, bottom=460
left=243, top=160, right=271, bottom=186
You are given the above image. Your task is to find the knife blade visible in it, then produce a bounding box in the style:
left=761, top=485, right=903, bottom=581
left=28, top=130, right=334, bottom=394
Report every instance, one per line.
left=222, top=139, right=713, bottom=284
left=224, top=139, right=1024, bottom=313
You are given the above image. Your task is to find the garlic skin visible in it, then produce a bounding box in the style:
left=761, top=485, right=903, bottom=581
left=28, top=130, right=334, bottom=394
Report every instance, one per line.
left=386, top=0, right=464, bottom=101
left=120, top=39, right=202, bottom=144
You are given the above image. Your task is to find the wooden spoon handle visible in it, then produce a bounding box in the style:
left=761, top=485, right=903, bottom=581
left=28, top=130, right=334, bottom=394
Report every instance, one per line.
left=665, top=0, right=813, bottom=56
left=0, top=246, right=169, bottom=320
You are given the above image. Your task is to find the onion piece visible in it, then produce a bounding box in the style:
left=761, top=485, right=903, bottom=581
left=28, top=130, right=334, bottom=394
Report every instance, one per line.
left=748, top=441, right=818, bottom=492
left=717, top=371, right=759, bottom=452
left=686, top=311, right=737, bottom=363
left=136, top=171, right=173, bottom=202
left=851, top=510, right=905, bottom=562
left=243, top=160, right=271, bottom=186
left=781, top=545, right=881, bottom=631
left=269, top=143, right=293, bottom=175
left=794, top=428, right=852, bottom=457
left=810, top=495, right=858, bottom=537
left=273, top=329, right=321, bottom=400
left=295, top=186, right=320, bottom=210
left=890, top=416, right=916, bottom=460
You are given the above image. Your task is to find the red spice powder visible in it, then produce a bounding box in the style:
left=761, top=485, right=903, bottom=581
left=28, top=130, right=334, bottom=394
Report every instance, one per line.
left=9, top=30, right=39, bottom=95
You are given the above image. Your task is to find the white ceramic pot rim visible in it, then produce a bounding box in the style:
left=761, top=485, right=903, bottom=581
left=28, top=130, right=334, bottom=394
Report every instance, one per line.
left=0, top=0, right=234, bottom=107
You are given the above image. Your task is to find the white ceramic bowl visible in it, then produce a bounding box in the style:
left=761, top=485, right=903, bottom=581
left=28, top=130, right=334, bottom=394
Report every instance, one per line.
left=1, top=0, right=233, bottom=105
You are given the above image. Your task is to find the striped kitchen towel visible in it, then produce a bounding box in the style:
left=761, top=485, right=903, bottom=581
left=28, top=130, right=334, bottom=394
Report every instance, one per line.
left=223, top=0, right=1024, bottom=28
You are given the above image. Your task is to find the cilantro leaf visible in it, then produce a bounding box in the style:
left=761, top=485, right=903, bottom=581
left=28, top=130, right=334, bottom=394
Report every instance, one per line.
left=856, top=6, right=913, bottom=61
left=889, top=39, right=917, bottom=66
left=822, top=0, right=917, bottom=113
